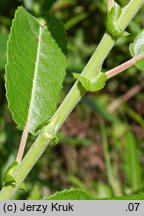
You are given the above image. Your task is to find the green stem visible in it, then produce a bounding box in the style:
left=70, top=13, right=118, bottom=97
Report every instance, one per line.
left=0, top=0, right=144, bottom=199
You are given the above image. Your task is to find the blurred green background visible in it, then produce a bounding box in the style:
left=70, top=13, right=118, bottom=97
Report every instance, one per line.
left=0, top=0, right=144, bottom=199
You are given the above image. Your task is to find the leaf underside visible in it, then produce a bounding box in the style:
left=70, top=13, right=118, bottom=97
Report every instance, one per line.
left=129, top=29, right=144, bottom=71
left=6, top=7, right=67, bottom=134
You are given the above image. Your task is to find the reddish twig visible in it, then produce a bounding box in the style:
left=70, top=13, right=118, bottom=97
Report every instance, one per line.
left=106, top=54, right=144, bottom=79
left=16, top=125, right=29, bottom=162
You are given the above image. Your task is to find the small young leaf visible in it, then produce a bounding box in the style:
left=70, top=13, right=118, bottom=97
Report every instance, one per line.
left=6, top=7, right=67, bottom=135
left=106, top=2, right=129, bottom=38
left=19, top=183, right=27, bottom=192
left=46, top=188, right=93, bottom=200
left=73, top=72, right=108, bottom=92
left=129, top=29, right=144, bottom=71
left=3, top=161, right=19, bottom=186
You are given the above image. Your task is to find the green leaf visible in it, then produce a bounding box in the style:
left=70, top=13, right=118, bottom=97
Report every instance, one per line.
left=41, top=14, right=67, bottom=55
left=46, top=188, right=93, bottom=200
left=73, top=71, right=107, bottom=92
left=3, top=161, right=19, bottom=186
left=106, top=3, right=129, bottom=38
left=0, top=32, right=8, bottom=70
left=6, top=7, right=67, bottom=134
left=129, top=29, right=144, bottom=71
left=124, top=131, right=142, bottom=191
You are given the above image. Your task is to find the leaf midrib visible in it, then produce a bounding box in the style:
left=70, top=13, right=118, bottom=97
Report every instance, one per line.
left=27, top=24, right=43, bottom=131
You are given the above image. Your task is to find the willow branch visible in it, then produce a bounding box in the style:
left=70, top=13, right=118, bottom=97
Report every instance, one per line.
left=0, top=0, right=144, bottom=200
